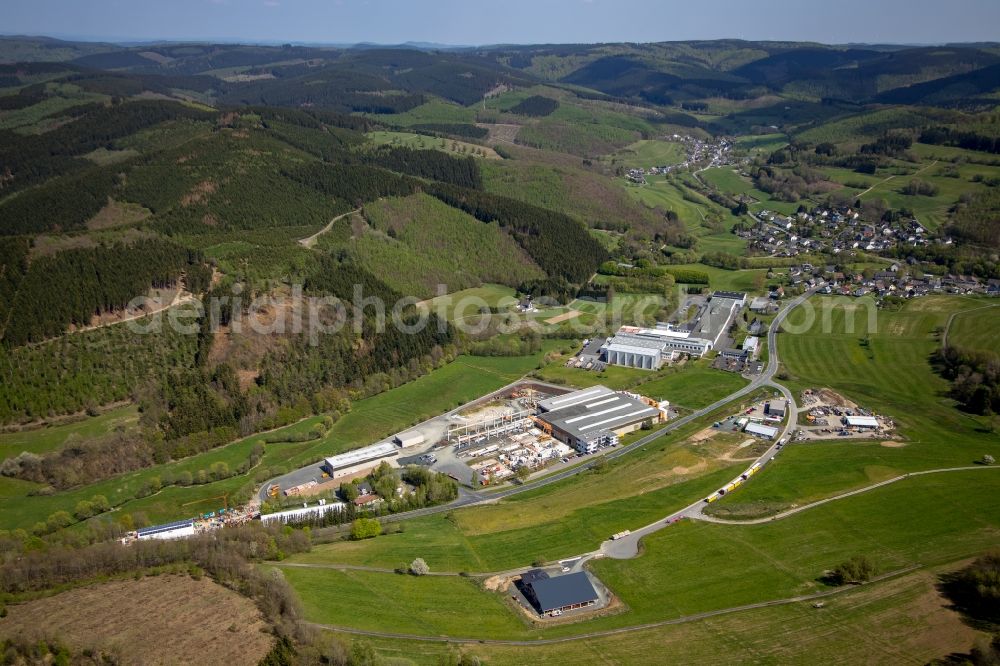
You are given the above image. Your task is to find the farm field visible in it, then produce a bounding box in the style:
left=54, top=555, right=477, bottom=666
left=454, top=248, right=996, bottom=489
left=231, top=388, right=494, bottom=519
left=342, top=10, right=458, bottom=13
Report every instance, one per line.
left=0, top=404, right=139, bottom=458
left=0, top=574, right=274, bottom=664
left=275, top=566, right=525, bottom=637
left=283, top=468, right=1000, bottom=640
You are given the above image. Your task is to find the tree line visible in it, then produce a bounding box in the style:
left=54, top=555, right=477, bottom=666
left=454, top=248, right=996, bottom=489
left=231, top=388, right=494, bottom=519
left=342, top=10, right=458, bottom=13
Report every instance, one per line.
left=920, top=125, right=1000, bottom=155
left=3, top=238, right=207, bottom=347
left=427, top=182, right=607, bottom=285
left=509, top=95, right=560, bottom=117
left=933, top=344, right=1000, bottom=416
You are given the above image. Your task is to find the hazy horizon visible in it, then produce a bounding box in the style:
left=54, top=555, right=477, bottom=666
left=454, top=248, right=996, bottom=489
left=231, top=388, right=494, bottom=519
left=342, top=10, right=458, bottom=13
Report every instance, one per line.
left=4, top=0, right=1000, bottom=47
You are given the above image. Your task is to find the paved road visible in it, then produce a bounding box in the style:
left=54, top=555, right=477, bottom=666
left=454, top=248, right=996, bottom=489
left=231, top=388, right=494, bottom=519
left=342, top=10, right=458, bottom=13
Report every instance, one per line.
left=698, top=465, right=1000, bottom=525
left=597, top=288, right=815, bottom=559
left=306, top=287, right=819, bottom=551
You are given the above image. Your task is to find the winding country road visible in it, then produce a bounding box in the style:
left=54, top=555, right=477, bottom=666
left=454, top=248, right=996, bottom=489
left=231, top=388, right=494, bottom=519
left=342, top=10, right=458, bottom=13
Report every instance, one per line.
left=302, top=287, right=819, bottom=542
left=298, top=208, right=361, bottom=249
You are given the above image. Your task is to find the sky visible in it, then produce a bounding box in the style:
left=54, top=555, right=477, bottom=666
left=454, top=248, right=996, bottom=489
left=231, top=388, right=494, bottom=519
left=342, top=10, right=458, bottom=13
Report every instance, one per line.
left=4, top=0, right=1000, bottom=46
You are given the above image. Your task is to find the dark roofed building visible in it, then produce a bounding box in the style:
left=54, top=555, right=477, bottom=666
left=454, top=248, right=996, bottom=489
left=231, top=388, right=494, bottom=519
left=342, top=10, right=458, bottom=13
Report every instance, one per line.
left=523, top=571, right=600, bottom=615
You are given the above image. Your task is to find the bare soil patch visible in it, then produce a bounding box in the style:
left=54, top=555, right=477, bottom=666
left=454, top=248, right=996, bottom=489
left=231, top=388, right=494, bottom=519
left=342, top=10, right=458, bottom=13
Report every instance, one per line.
left=477, top=123, right=520, bottom=144
left=544, top=310, right=581, bottom=325
left=817, top=389, right=857, bottom=408
left=0, top=574, right=273, bottom=665
left=690, top=427, right=719, bottom=443
left=880, top=440, right=907, bottom=448
left=181, top=179, right=218, bottom=207
left=86, top=198, right=151, bottom=230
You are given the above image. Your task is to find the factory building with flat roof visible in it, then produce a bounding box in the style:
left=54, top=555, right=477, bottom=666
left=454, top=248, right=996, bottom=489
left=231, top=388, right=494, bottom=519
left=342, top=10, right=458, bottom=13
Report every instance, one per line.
left=323, top=442, right=399, bottom=479
left=537, top=386, right=660, bottom=452
left=601, top=325, right=714, bottom=370
left=745, top=422, right=779, bottom=439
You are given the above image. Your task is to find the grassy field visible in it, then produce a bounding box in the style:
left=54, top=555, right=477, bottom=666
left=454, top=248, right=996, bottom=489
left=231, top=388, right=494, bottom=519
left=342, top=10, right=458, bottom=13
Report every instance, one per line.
left=355, top=565, right=976, bottom=664
left=0, top=405, right=139, bottom=458
left=376, top=100, right=477, bottom=127
left=274, top=566, right=525, bottom=636
left=712, top=295, right=999, bottom=516
left=288, top=464, right=743, bottom=574
left=664, top=262, right=767, bottom=293
left=416, top=284, right=518, bottom=321
left=699, top=167, right=802, bottom=215
left=284, top=468, right=1000, bottom=641
left=947, top=303, right=1000, bottom=352
left=604, top=139, right=687, bottom=169
left=634, top=364, right=749, bottom=409
left=533, top=355, right=749, bottom=410
left=365, top=131, right=499, bottom=159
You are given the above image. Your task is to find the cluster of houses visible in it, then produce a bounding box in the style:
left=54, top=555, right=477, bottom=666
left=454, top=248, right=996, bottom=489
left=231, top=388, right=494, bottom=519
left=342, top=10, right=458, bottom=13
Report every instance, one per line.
left=624, top=135, right=737, bottom=184
left=750, top=261, right=1000, bottom=301
left=741, top=205, right=941, bottom=258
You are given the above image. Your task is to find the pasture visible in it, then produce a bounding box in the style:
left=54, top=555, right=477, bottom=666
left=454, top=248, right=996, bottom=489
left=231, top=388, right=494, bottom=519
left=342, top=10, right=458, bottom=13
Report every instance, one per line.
left=0, top=404, right=139, bottom=458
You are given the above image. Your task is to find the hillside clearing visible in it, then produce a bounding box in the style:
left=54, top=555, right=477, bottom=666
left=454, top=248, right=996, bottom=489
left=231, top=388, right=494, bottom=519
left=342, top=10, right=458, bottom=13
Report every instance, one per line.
left=0, top=574, right=274, bottom=665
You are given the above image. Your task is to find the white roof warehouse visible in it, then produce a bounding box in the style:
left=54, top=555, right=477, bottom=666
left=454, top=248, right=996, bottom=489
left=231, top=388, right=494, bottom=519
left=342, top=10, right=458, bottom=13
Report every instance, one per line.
left=845, top=415, right=879, bottom=429
left=323, top=441, right=399, bottom=479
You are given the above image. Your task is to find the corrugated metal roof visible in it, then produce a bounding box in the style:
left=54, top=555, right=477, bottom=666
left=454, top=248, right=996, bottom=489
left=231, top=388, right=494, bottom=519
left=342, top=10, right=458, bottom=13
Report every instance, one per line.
left=136, top=518, right=195, bottom=537
left=539, top=387, right=658, bottom=441
left=746, top=423, right=779, bottom=438
left=529, top=572, right=599, bottom=612
left=324, top=442, right=398, bottom=471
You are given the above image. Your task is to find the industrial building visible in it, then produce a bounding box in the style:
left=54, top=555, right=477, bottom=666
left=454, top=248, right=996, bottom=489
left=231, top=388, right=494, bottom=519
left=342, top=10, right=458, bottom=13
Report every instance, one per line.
left=521, top=570, right=600, bottom=615
left=712, top=291, right=748, bottom=307
left=537, top=386, right=662, bottom=452
left=765, top=400, right=786, bottom=418
left=844, top=415, right=879, bottom=429
left=745, top=422, right=779, bottom=439
left=394, top=430, right=425, bottom=448
left=602, top=332, right=667, bottom=369
left=601, top=325, right=714, bottom=369
left=135, top=519, right=196, bottom=541
left=322, top=441, right=399, bottom=479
